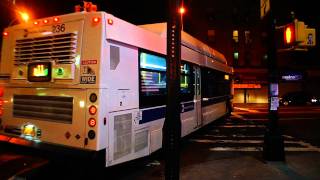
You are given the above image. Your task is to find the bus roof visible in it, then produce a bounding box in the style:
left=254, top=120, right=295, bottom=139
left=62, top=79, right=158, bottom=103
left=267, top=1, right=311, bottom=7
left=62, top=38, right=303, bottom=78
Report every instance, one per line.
left=139, top=23, right=227, bottom=65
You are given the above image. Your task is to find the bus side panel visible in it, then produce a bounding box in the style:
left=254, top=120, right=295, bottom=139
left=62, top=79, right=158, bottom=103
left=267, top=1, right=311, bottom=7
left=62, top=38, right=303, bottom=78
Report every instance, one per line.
left=181, top=101, right=198, bottom=137
left=202, top=101, right=227, bottom=126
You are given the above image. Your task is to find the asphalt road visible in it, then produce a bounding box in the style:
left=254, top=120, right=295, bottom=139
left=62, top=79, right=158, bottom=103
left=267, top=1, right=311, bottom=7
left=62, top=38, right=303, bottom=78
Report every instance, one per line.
left=1, top=104, right=319, bottom=179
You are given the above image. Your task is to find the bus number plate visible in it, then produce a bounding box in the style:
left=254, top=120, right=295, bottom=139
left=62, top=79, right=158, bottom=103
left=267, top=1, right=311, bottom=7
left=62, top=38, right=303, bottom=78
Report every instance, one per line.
left=52, top=24, right=66, bottom=33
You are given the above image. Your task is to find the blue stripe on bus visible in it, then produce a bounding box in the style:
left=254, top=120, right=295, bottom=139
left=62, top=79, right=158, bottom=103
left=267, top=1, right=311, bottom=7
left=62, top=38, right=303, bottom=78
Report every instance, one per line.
left=181, top=101, right=194, bottom=113
left=139, top=102, right=195, bottom=124
left=140, top=106, right=166, bottom=124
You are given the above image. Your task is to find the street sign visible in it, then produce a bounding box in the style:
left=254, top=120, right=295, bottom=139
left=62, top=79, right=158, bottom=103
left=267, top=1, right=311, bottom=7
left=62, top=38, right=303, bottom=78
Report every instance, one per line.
left=260, top=0, right=270, bottom=19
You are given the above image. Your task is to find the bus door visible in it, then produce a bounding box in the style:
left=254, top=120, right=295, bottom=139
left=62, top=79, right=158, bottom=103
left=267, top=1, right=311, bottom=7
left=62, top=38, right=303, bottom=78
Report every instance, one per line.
left=194, top=66, right=202, bottom=128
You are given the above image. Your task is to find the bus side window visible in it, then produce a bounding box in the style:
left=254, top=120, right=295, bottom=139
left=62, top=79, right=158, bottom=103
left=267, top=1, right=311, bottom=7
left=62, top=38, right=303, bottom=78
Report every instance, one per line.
left=139, top=51, right=167, bottom=108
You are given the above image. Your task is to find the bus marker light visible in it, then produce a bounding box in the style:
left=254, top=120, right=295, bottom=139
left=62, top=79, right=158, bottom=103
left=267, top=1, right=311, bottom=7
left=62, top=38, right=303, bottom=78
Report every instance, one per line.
left=107, top=18, right=113, bottom=25
left=3, top=32, right=8, bottom=36
left=43, top=19, right=49, bottom=24
left=33, top=21, right=39, bottom=25
left=53, top=17, right=59, bottom=22
left=89, top=105, right=97, bottom=115
left=88, top=118, right=96, bottom=127
left=93, top=17, right=100, bottom=23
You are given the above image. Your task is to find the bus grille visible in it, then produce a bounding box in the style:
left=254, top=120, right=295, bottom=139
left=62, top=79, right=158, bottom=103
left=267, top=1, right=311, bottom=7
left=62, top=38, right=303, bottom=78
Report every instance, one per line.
left=13, top=95, right=73, bottom=123
left=14, top=33, right=77, bottom=65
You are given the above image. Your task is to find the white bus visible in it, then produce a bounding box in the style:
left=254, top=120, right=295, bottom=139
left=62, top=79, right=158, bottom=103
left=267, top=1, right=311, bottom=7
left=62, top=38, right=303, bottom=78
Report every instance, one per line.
left=0, top=8, right=232, bottom=167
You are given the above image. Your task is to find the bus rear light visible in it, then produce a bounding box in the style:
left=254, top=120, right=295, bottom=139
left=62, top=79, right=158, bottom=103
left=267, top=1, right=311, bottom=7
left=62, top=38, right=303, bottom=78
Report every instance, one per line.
left=92, top=17, right=100, bottom=23
left=53, top=17, right=59, bottom=22
left=107, top=18, right=113, bottom=25
left=88, top=130, right=96, bottom=139
left=0, top=87, right=3, bottom=97
left=89, top=93, right=97, bottom=103
left=89, top=105, right=97, bottom=115
left=3, top=32, right=8, bottom=36
left=88, top=118, right=96, bottom=127
left=33, top=21, right=39, bottom=25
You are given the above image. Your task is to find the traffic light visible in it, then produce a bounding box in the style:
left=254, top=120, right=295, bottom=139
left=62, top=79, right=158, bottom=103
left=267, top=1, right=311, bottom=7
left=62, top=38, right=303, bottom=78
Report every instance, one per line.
left=284, top=23, right=295, bottom=45
left=283, top=19, right=316, bottom=48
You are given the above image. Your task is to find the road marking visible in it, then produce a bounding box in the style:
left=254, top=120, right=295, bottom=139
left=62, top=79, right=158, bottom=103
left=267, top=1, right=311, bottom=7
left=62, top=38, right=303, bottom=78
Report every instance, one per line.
left=219, top=125, right=266, bottom=128
left=190, top=139, right=302, bottom=144
left=203, top=135, right=264, bottom=138
left=234, top=117, right=320, bottom=121
left=233, top=107, right=260, bottom=113
left=231, top=112, right=246, bottom=120
left=209, top=147, right=320, bottom=152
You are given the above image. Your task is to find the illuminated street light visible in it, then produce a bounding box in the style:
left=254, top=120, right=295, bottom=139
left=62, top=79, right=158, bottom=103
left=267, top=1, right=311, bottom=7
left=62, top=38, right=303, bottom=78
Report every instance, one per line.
left=18, top=11, right=30, bottom=22
left=179, top=7, right=185, bottom=15
left=179, top=6, right=186, bottom=30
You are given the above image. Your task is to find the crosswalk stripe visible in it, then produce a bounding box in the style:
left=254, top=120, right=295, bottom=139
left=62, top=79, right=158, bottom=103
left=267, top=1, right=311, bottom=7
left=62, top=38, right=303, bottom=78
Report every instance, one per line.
left=190, top=139, right=305, bottom=144
left=219, top=125, right=266, bottom=128
left=209, top=147, right=320, bottom=152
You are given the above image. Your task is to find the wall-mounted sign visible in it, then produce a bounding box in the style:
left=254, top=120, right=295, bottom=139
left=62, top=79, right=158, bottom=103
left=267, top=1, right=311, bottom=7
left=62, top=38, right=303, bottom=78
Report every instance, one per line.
left=234, top=84, right=261, bottom=89
left=281, top=71, right=303, bottom=81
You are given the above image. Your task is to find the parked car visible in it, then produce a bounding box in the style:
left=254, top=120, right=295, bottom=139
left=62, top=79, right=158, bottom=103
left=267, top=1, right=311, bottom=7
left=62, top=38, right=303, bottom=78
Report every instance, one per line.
left=279, top=91, right=319, bottom=106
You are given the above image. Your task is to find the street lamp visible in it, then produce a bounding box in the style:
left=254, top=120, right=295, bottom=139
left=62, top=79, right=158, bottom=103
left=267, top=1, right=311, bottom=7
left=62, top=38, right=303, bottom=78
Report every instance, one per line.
left=179, top=6, right=186, bottom=31
left=18, top=11, right=30, bottom=23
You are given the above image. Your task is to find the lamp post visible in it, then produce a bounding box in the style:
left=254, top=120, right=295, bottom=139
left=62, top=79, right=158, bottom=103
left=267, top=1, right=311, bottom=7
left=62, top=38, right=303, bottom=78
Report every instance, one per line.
left=262, top=0, right=285, bottom=161
left=163, top=0, right=183, bottom=179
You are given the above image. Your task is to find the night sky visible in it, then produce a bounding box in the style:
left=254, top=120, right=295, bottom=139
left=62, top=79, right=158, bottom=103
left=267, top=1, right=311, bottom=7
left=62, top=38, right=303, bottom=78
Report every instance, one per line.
left=0, top=0, right=319, bottom=47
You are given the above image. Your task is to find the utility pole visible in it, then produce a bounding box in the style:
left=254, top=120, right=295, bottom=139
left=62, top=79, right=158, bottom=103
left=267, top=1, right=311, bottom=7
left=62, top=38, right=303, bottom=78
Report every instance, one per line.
left=163, top=0, right=182, bottom=179
left=262, top=0, right=285, bottom=161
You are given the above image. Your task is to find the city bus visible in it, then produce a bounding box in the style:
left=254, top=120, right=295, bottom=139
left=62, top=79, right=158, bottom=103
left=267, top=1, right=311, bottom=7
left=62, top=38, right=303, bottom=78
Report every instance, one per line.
left=0, top=6, right=233, bottom=167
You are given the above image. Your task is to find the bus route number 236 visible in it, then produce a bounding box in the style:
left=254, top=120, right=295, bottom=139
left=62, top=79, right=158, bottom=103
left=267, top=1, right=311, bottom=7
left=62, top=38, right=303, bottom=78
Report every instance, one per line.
left=52, top=24, right=66, bottom=33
